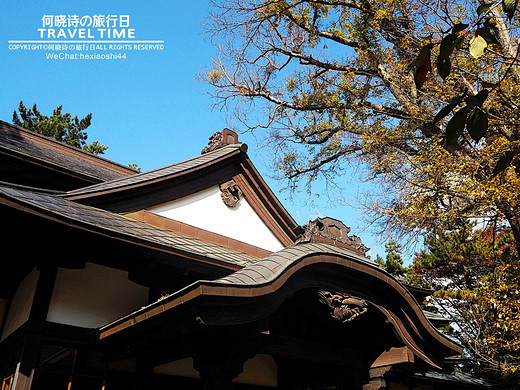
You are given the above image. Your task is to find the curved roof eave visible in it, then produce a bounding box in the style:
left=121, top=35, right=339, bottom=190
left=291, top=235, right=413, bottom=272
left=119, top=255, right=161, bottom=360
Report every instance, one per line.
left=0, top=183, right=257, bottom=270
left=98, top=243, right=462, bottom=369
left=64, top=144, right=246, bottom=199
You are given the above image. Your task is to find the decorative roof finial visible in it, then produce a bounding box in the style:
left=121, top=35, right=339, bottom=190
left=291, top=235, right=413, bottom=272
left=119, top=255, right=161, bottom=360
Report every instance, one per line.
left=201, top=128, right=239, bottom=154
left=296, top=217, right=369, bottom=255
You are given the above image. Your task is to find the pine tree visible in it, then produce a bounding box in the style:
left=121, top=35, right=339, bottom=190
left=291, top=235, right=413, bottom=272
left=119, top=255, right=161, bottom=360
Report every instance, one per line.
left=408, top=222, right=520, bottom=377
left=375, top=239, right=407, bottom=277
left=13, top=101, right=108, bottom=155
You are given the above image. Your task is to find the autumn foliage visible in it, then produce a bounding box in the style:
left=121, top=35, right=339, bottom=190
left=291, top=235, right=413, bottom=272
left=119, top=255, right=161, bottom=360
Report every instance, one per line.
left=408, top=222, right=520, bottom=376
left=205, top=0, right=520, bottom=245
left=205, top=0, right=520, bottom=381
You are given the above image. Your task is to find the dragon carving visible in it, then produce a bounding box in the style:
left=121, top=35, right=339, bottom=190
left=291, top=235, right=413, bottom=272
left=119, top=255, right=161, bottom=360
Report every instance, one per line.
left=318, top=290, right=368, bottom=323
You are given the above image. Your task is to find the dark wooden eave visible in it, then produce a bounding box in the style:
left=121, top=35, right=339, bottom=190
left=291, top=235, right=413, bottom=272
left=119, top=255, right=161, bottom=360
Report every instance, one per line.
left=64, top=145, right=246, bottom=201
left=0, top=183, right=258, bottom=274
left=0, top=120, right=136, bottom=190
left=401, top=282, right=434, bottom=303
left=97, top=243, right=462, bottom=370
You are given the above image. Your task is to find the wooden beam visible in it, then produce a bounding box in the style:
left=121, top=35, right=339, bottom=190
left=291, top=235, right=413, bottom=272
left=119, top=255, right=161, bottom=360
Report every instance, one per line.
left=125, top=210, right=272, bottom=259
left=29, top=265, right=57, bottom=323
left=10, top=334, right=41, bottom=390
left=371, top=347, right=414, bottom=368
left=363, top=366, right=392, bottom=390
left=259, top=334, right=366, bottom=369
left=10, top=363, right=34, bottom=390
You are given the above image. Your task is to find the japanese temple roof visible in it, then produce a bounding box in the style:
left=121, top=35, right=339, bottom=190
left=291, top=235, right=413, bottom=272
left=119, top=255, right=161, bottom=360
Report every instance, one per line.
left=65, top=144, right=246, bottom=198
left=61, top=137, right=302, bottom=243
left=214, top=242, right=371, bottom=285
left=98, top=242, right=463, bottom=370
left=413, top=370, right=497, bottom=388
left=0, top=120, right=136, bottom=187
left=423, top=310, right=452, bottom=327
left=0, top=182, right=257, bottom=269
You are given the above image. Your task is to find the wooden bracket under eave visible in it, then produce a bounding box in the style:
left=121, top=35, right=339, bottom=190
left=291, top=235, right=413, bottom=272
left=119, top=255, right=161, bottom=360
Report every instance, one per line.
left=371, top=346, right=415, bottom=368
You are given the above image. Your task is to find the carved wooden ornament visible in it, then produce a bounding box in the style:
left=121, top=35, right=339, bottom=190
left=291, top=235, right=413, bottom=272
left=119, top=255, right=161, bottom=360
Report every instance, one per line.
left=201, top=132, right=224, bottom=154
left=318, top=290, right=368, bottom=323
left=201, top=129, right=239, bottom=154
left=297, top=217, right=369, bottom=254
left=219, top=179, right=243, bottom=207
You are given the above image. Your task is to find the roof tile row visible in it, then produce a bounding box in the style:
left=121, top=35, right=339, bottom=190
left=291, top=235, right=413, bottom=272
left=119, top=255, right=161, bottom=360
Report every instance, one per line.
left=65, top=144, right=243, bottom=197
left=215, top=242, right=373, bottom=286
left=0, top=184, right=257, bottom=267
left=0, top=120, right=135, bottom=181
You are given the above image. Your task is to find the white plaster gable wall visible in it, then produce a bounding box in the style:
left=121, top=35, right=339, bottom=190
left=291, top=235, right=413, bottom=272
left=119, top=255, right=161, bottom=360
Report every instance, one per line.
left=1, top=268, right=39, bottom=340
left=47, top=262, right=149, bottom=328
left=149, top=186, right=285, bottom=252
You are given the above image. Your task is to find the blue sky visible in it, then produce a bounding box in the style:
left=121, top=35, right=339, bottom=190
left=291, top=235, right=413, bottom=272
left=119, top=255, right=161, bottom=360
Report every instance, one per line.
left=0, top=0, right=400, bottom=260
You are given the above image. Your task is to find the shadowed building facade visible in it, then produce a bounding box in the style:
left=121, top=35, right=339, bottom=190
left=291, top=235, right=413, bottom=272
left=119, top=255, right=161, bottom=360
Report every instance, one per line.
left=0, top=120, right=493, bottom=390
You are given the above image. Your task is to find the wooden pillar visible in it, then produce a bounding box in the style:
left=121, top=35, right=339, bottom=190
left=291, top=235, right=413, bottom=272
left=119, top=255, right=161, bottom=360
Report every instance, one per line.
left=11, top=264, right=58, bottom=390
left=66, top=348, right=92, bottom=390
left=10, top=363, right=33, bottom=390
left=1, top=263, right=58, bottom=390
left=28, top=264, right=57, bottom=324
left=10, top=334, right=41, bottom=390
left=100, top=354, right=109, bottom=390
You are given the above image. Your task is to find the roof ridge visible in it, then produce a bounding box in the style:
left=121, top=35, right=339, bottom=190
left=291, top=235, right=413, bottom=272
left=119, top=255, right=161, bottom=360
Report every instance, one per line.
left=126, top=142, right=246, bottom=178
left=0, top=180, right=65, bottom=195
left=63, top=143, right=246, bottom=197
left=0, top=119, right=138, bottom=175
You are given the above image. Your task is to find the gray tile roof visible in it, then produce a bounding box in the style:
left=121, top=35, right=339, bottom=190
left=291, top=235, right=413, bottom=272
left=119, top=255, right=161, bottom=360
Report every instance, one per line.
left=0, top=184, right=257, bottom=267
left=214, top=242, right=374, bottom=285
left=65, top=144, right=244, bottom=197
left=423, top=310, right=451, bottom=324
left=414, top=370, right=496, bottom=388
left=0, top=120, right=135, bottom=182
